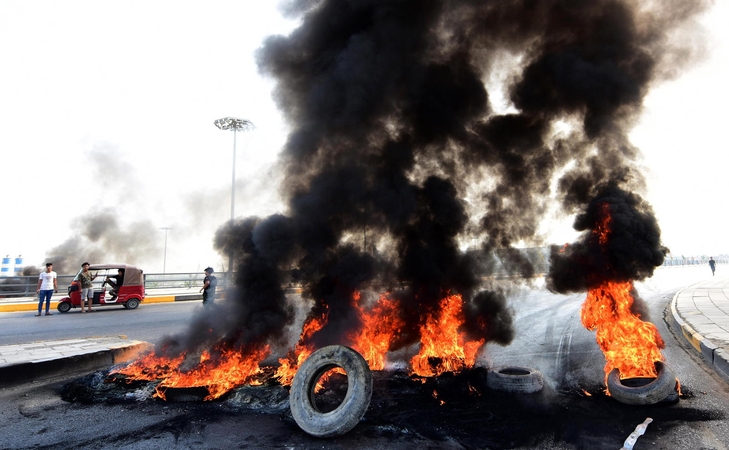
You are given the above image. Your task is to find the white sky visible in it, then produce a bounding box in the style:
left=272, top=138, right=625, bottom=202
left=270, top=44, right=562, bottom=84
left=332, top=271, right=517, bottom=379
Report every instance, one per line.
left=1, top=1, right=727, bottom=274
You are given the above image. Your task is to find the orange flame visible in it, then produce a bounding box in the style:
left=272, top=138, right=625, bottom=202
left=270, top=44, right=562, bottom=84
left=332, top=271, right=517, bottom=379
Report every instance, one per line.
left=595, top=202, right=611, bottom=246
left=112, top=342, right=270, bottom=400
left=312, top=367, right=347, bottom=393
left=582, top=280, right=665, bottom=381
left=114, top=289, right=496, bottom=399
left=111, top=350, right=186, bottom=381
left=581, top=204, right=666, bottom=384
left=155, top=343, right=270, bottom=400
left=274, top=308, right=329, bottom=386
left=432, top=389, right=445, bottom=405
left=410, top=294, right=485, bottom=377
left=348, top=292, right=404, bottom=370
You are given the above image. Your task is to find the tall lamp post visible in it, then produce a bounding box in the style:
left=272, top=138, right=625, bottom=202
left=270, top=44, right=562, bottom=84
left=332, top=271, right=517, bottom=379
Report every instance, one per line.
left=160, top=227, right=172, bottom=284
left=214, top=117, right=255, bottom=276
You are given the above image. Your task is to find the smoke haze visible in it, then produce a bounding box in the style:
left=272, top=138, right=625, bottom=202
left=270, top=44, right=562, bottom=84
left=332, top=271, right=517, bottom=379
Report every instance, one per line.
left=44, top=210, right=161, bottom=275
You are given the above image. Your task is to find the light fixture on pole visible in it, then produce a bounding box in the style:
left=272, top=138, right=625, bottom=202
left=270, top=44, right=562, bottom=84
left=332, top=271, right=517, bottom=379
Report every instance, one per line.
left=214, top=117, right=256, bottom=221
left=160, top=227, right=172, bottom=276
left=214, top=117, right=255, bottom=275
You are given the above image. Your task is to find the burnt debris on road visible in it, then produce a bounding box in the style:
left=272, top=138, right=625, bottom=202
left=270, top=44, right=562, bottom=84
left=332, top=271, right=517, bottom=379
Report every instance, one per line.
left=56, top=366, right=723, bottom=449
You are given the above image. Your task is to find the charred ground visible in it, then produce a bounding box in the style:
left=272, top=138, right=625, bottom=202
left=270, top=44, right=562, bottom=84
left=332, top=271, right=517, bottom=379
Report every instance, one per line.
left=56, top=367, right=721, bottom=450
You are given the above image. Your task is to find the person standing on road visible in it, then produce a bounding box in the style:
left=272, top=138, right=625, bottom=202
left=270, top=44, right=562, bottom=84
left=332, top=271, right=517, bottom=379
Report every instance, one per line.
left=78, top=262, right=98, bottom=312
left=709, top=257, right=716, bottom=276
left=36, top=263, right=57, bottom=316
left=199, top=267, right=217, bottom=305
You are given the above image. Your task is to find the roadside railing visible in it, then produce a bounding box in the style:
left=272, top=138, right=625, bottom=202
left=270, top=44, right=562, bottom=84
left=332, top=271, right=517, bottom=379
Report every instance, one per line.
left=662, top=257, right=727, bottom=267
left=1, top=254, right=725, bottom=298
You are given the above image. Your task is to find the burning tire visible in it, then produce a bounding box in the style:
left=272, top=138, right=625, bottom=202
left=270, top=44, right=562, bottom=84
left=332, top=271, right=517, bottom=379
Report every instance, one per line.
left=57, top=301, right=72, bottom=313
left=486, top=366, right=544, bottom=393
left=607, top=361, right=677, bottom=405
left=289, top=345, right=372, bottom=438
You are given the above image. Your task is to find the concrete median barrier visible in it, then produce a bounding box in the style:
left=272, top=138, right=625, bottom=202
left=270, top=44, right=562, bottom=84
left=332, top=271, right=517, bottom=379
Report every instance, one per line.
left=0, top=337, right=152, bottom=387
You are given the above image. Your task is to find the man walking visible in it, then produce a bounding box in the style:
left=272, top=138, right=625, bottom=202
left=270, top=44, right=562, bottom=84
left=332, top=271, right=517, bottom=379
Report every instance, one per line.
left=36, top=263, right=57, bottom=316
left=709, top=257, right=716, bottom=276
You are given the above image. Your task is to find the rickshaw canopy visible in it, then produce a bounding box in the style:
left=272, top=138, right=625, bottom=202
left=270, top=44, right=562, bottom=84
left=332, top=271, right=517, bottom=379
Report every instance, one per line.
left=86, top=264, right=144, bottom=286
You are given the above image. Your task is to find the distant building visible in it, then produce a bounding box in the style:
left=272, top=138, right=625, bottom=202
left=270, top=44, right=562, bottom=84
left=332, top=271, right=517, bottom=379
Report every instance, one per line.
left=1, top=255, right=10, bottom=277
left=13, top=255, right=23, bottom=276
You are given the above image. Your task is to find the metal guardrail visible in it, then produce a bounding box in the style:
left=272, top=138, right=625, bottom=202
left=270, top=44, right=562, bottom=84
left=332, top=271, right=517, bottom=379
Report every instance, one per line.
left=1, top=254, right=724, bottom=298
left=0, top=272, right=232, bottom=298
left=662, top=257, right=727, bottom=267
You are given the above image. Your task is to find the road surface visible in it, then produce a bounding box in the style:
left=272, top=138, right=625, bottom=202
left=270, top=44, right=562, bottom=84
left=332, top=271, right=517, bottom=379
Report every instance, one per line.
left=0, top=266, right=727, bottom=449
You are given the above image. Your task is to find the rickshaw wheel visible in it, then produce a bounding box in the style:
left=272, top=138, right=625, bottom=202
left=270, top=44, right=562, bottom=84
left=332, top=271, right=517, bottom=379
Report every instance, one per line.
left=125, top=298, right=140, bottom=309
left=57, top=302, right=72, bottom=313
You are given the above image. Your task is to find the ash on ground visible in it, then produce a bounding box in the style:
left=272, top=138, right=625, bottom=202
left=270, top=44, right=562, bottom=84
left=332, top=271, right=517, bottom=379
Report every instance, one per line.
left=58, top=367, right=722, bottom=449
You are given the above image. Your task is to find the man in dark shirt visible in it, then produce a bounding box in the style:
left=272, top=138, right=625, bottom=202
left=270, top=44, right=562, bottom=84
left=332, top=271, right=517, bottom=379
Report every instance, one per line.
left=105, top=269, right=125, bottom=300
left=200, top=267, right=217, bottom=305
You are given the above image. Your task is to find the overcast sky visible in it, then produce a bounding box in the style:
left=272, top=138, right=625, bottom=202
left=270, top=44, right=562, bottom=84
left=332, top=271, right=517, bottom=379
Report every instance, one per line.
left=1, top=0, right=727, bottom=275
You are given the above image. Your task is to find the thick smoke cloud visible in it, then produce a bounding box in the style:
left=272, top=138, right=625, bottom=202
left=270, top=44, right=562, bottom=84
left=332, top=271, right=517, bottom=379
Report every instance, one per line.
left=207, top=0, right=705, bottom=356
left=546, top=184, right=668, bottom=293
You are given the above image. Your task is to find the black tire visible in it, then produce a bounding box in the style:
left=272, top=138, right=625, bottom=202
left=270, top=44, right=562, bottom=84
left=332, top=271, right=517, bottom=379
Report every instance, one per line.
left=57, top=301, right=72, bottom=313
left=125, top=298, right=140, bottom=310
left=487, top=366, right=544, bottom=393
left=289, top=345, right=372, bottom=438
left=607, top=361, right=677, bottom=405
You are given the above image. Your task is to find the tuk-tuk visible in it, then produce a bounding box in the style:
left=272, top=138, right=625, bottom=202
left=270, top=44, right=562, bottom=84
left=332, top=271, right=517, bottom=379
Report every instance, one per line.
left=57, top=263, right=145, bottom=313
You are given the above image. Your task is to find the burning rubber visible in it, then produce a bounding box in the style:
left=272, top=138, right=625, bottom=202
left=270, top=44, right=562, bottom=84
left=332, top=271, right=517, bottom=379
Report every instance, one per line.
left=607, top=361, right=677, bottom=405
left=289, top=345, right=373, bottom=437
left=486, top=366, right=544, bottom=393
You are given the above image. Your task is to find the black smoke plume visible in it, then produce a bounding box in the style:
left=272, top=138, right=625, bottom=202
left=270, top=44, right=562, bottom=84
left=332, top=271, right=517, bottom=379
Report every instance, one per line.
left=546, top=184, right=668, bottom=294
left=200, top=0, right=704, bottom=359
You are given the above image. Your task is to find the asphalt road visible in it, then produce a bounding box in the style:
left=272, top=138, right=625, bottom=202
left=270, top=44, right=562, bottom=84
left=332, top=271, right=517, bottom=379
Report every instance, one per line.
left=1, top=266, right=728, bottom=449
left=485, top=267, right=729, bottom=449
left=0, top=301, right=202, bottom=346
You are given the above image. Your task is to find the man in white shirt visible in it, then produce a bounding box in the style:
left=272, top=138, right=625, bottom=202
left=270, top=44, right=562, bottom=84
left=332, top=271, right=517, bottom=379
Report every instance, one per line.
left=36, top=263, right=58, bottom=316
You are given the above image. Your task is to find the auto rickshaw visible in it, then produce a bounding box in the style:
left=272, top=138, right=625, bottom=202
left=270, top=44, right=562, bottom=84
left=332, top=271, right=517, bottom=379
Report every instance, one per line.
left=57, top=263, right=145, bottom=313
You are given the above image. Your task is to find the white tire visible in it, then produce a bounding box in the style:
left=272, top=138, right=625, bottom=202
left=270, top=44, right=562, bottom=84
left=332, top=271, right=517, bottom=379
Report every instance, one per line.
left=487, top=366, right=544, bottom=394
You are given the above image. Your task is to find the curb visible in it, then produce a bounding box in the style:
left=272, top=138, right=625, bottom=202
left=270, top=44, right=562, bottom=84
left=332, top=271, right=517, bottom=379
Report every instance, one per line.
left=0, top=340, right=153, bottom=388
left=670, top=289, right=729, bottom=380
left=0, top=294, right=203, bottom=313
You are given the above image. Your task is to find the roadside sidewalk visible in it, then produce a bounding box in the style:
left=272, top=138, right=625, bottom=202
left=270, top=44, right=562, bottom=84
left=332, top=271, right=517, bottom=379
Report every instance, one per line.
left=0, top=335, right=152, bottom=387
left=670, top=275, right=729, bottom=380
left=0, top=292, right=190, bottom=386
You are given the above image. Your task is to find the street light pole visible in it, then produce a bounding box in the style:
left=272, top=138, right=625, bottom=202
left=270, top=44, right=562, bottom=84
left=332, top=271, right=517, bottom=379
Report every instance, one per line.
left=160, top=227, right=172, bottom=276
left=214, top=117, right=255, bottom=274
left=232, top=127, right=237, bottom=220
